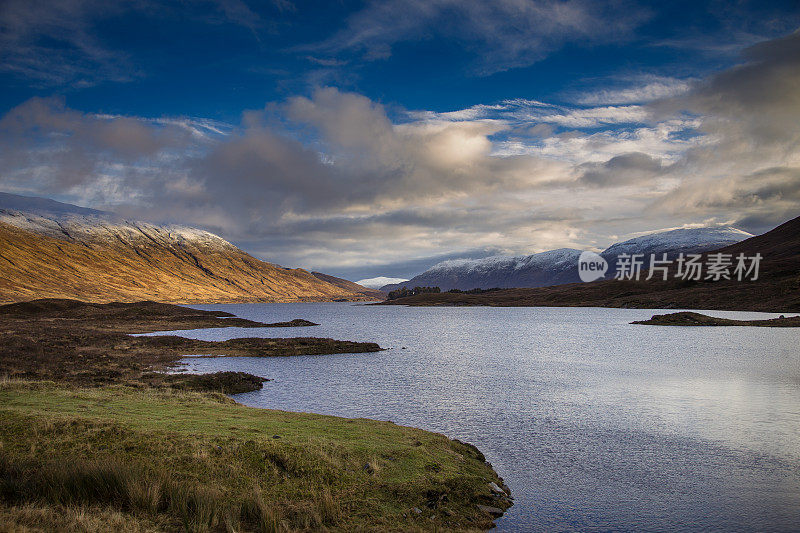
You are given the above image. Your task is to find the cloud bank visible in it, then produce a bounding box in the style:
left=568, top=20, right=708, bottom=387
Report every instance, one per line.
left=1, top=31, right=799, bottom=279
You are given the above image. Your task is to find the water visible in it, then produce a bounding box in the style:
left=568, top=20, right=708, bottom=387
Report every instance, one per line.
left=141, top=303, right=800, bottom=532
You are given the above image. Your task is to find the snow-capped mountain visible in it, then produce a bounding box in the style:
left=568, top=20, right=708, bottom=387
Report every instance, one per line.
left=0, top=192, right=377, bottom=303
left=0, top=209, right=238, bottom=252
left=0, top=192, right=238, bottom=252
left=381, top=248, right=583, bottom=291
left=356, top=276, right=409, bottom=289
left=382, top=227, right=753, bottom=291
left=601, top=227, right=754, bottom=264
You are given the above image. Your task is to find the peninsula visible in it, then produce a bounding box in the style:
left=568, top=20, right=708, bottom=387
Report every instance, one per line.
left=0, top=299, right=512, bottom=531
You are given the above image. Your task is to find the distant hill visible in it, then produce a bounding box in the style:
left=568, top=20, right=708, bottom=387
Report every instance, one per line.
left=311, top=272, right=385, bottom=300
left=0, top=191, right=108, bottom=218
left=356, top=276, right=408, bottom=289
left=382, top=248, right=583, bottom=291
left=0, top=193, right=378, bottom=304
left=381, top=215, right=800, bottom=312
left=382, top=227, right=751, bottom=292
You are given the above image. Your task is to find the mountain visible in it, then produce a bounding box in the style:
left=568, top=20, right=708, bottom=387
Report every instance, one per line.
left=310, top=272, right=386, bottom=299
left=381, top=215, right=800, bottom=312
left=382, top=227, right=752, bottom=292
left=0, top=193, right=378, bottom=304
left=382, top=248, right=583, bottom=291
left=600, top=226, right=753, bottom=272
left=0, top=191, right=107, bottom=218
left=356, top=276, right=409, bottom=289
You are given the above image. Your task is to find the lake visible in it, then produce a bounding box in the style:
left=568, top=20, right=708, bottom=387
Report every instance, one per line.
left=141, top=303, right=800, bottom=532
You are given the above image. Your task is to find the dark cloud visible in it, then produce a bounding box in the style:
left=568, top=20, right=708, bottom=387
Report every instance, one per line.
left=651, top=30, right=800, bottom=225
left=579, top=152, right=664, bottom=186
left=733, top=210, right=800, bottom=236
left=679, top=30, right=800, bottom=142
left=0, top=96, right=193, bottom=193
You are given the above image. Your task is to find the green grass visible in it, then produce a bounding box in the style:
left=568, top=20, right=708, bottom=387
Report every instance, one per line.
left=0, top=381, right=510, bottom=532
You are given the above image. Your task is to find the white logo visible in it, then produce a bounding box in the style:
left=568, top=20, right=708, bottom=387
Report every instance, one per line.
left=578, top=251, right=608, bottom=282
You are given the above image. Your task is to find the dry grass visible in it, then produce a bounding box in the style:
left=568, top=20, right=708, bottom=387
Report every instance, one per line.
left=0, top=221, right=373, bottom=304
left=0, top=502, right=162, bottom=533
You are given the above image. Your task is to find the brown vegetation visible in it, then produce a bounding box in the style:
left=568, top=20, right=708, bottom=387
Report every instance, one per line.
left=632, top=311, right=800, bottom=326
left=311, top=271, right=386, bottom=300
left=0, top=221, right=378, bottom=304
left=0, top=299, right=381, bottom=390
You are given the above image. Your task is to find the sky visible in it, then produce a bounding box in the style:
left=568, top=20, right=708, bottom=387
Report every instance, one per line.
left=1, top=0, right=799, bottom=281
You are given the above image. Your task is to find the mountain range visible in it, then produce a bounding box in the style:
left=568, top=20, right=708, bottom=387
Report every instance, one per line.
left=381, top=214, right=800, bottom=312
left=0, top=193, right=378, bottom=304
left=382, top=227, right=753, bottom=292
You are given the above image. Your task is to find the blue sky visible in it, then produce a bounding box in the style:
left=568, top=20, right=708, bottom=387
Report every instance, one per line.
left=1, top=0, right=799, bottom=280
left=2, top=0, right=795, bottom=118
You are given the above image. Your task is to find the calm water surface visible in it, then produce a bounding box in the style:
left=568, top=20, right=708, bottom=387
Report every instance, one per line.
left=143, top=304, right=800, bottom=532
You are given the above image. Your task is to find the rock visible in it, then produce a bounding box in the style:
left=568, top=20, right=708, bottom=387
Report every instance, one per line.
left=488, top=481, right=506, bottom=495
left=412, top=507, right=422, bottom=514
left=477, top=504, right=504, bottom=516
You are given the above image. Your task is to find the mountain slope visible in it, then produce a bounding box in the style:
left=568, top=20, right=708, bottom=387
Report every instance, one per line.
left=381, top=215, right=800, bottom=312
left=310, top=271, right=386, bottom=299
left=600, top=226, right=752, bottom=272
left=0, top=194, right=376, bottom=304
left=383, top=227, right=751, bottom=292
left=382, top=248, right=583, bottom=291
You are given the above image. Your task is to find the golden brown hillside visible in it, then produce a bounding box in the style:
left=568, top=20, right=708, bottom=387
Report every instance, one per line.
left=0, top=221, right=376, bottom=304
left=311, top=270, right=386, bottom=299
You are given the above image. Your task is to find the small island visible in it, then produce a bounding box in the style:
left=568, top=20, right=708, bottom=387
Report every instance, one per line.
left=632, top=311, right=800, bottom=327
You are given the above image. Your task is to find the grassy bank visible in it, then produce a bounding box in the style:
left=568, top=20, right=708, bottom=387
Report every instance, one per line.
left=0, top=382, right=511, bottom=532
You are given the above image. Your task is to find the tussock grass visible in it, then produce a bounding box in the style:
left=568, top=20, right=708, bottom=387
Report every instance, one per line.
left=0, top=502, right=163, bottom=532
left=0, top=382, right=510, bottom=531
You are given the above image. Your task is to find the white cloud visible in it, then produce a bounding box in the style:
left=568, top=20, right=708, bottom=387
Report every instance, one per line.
left=3, top=29, right=800, bottom=276
left=307, top=0, right=650, bottom=75
left=535, top=105, right=649, bottom=127
left=574, top=77, right=692, bottom=105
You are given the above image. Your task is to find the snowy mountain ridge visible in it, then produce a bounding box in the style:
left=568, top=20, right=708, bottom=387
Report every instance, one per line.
left=382, top=226, right=753, bottom=292
left=428, top=248, right=582, bottom=274
left=601, top=227, right=753, bottom=259
left=0, top=192, right=377, bottom=303
left=0, top=193, right=234, bottom=251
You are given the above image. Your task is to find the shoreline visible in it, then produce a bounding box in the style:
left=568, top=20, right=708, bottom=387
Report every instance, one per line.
left=0, top=298, right=512, bottom=531
left=377, top=287, right=799, bottom=313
